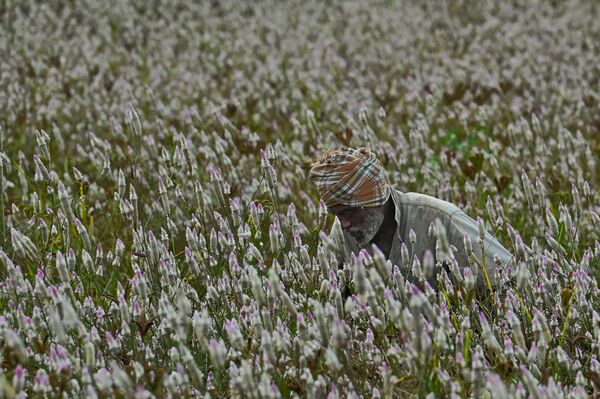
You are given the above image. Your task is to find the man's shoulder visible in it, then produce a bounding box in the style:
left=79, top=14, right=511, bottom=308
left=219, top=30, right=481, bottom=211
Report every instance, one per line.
left=393, top=190, right=462, bottom=217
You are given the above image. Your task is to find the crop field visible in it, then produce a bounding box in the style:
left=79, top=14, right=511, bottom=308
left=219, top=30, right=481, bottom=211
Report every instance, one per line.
left=1, top=0, right=600, bottom=397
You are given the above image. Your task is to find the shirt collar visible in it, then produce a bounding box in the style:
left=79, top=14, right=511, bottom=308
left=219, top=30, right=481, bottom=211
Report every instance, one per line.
left=390, top=188, right=402, bottom=225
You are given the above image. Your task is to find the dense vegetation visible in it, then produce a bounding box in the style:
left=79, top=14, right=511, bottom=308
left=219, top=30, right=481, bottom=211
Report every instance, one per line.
left=0, top=0, right=599, bottom=397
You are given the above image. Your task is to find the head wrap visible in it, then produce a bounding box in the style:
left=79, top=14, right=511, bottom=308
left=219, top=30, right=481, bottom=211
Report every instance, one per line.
left=309, top=146, right=390, bottom=208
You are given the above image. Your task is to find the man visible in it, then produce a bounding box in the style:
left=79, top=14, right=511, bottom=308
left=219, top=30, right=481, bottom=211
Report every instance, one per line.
left=309, top=146, right=513, bottom=292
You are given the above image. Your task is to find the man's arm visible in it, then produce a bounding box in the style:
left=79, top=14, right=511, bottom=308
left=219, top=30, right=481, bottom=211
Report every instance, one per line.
left=447, top=211, right=514, bottom=289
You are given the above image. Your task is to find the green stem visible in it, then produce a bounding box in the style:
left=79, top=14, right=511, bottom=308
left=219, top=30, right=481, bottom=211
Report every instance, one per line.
left=558, top=287, right=576, bottom=347
left=477, top=242, right=495, bottom=301
left=513, top=288, right=533, bottom=322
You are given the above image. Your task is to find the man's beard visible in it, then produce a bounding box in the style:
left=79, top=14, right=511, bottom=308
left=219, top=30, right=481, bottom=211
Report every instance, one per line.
left=347, top=209, right=385, bottom=248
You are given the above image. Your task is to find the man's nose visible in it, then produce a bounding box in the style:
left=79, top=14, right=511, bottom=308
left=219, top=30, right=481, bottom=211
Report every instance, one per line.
left=339, top=217, right=352, bottom=230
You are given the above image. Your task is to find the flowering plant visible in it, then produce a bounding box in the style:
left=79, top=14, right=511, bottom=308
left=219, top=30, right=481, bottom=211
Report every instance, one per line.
left=0, top=1, right=599, bottom=397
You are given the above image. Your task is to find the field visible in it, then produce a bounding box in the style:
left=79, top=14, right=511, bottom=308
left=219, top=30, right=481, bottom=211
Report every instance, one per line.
left=1, top=0, right=600, bottom=397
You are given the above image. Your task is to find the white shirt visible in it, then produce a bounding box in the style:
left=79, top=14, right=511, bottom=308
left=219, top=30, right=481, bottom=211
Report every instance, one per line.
left=331, top=189, right=514, bottom=291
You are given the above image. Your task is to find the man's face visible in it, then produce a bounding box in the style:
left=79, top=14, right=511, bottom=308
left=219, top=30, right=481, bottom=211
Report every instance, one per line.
left=329, top=204, right=385, bottom=248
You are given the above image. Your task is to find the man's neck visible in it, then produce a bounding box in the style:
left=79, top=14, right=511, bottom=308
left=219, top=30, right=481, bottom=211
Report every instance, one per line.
left=370, top=197, right=397, bottom=259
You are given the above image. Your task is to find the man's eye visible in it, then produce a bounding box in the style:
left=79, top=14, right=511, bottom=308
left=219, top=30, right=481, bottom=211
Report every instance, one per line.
left=339, top=209, right=356, bottom=218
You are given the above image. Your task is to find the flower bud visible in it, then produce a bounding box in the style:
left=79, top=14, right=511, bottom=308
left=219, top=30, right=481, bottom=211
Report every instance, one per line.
left=476, top=217, right=486, bottom=244
left=572, top=184, right=582, bottom=219
left=545, top=207, right=559, bottom=237
left=75, top=218, right=92, bottom=252
left=127, top=103, right=142, bottom=137
left=58, top=181, right=75, bottom=221
left=56, top=251, right=70, bottom=283
left=409, top=229, right=417, bottom=245
left=118, top=169, right=126, bottom=198
left=521, top=169, right=535, bottom=211
left=269, top=223, right=280, bottom=254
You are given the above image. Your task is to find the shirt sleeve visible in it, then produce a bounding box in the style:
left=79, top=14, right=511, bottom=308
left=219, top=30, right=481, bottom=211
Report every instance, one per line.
left=447, top=210, right=514, bottom=288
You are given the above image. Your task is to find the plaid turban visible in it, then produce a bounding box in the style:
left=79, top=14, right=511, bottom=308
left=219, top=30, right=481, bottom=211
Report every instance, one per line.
left=309, top=146, right=390, bottom=208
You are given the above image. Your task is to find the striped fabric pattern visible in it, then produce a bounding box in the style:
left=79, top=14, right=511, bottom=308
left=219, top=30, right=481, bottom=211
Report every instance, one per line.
left=309, top=147, right=390, bottom=208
